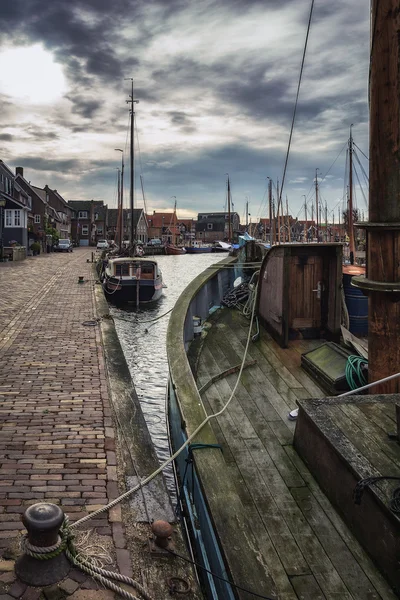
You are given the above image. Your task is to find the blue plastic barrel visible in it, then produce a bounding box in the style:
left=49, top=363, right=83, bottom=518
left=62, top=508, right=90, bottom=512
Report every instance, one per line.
left=343, top=272, right=368, bottom=336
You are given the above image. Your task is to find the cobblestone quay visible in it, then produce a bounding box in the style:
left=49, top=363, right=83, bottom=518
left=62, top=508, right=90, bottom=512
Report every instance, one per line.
left=0, top=249, right=128, bottom=598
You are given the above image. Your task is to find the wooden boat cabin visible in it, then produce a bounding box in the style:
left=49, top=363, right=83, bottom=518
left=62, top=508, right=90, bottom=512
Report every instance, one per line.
left=257, top=243, right=342, bottom=347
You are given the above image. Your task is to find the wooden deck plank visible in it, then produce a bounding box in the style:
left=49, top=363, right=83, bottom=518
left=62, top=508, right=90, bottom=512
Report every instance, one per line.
left=328, top=406, right=399, bottom=476
left=339, top=404, right=400, bottom=469
left=359, top=403, right=397, bottom=434
left=284, top=445, right=398, bottom=600
left=194, top=308, right=396, bottom=599
left=291, top=486, right=384, bottom=600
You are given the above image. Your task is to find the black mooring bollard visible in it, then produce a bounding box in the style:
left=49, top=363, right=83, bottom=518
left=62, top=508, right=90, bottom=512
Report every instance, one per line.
left=15, top=503, right=70, bottom=586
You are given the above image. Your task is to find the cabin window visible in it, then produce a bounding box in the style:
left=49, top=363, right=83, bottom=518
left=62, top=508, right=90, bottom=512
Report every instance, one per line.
left=35, top=214, right=41, bottom=224
left=115, top=264, right=130, bottom=276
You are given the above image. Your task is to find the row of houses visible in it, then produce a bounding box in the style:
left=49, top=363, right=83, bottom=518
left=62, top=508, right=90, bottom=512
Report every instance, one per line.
left=0, top=160, right=243, bottom=257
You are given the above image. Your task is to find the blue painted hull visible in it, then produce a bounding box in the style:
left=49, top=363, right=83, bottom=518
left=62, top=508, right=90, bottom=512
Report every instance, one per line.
left=184, top=247, right=213, bottom=254
left=168, top=382, right=236, bottom=600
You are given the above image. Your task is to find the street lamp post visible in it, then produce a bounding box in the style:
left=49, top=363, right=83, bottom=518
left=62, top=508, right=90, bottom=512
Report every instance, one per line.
left=115, top=149, right=124, bottom=245
left=0, top=198, right=6, bottom=259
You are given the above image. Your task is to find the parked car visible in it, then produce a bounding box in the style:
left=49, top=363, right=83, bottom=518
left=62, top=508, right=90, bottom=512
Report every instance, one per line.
left=55, top=239, right=73, bottom=252
left=147, top=238, right=162, bottom=246
left=97, top=239, right=109, bottom=250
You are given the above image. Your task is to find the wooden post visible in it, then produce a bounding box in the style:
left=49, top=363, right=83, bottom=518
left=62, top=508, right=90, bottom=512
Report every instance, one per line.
left=359, top=0, right=400, bottom=392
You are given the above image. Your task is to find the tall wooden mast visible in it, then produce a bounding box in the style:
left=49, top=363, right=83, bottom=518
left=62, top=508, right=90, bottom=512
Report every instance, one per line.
left=268, top=178, right=273, bottom=245
left=227, top=176, right=232, bottom=243
left=315, top=168, right=319, bottom=242
left=353, top=0, right=400, bottom=392
left=125, top=79, right=138, bottom=253
left=348, top=125, right=356, bottom=264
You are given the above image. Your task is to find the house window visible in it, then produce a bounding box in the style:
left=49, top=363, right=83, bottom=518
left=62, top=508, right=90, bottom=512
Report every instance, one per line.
left=34, top=214, right=41, bottom=224
left=4, top=209, right=22, bottom=227
left=207, top=223, right=213, bottom=230
left=97, top=226, right=103, bottom=235
left=82, top=225, right=89, bottom=235
left=78, top=211, right=88, bottom=219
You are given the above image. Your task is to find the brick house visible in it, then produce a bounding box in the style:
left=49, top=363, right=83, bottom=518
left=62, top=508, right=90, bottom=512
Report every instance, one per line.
left=0, top=160, right=30, bottom=253
left=15, top=168, right=52, bottom=251
left=196, top=212, right=240, bottom=243
left=68, top=200, right=108, bottom=246
left=107, top=208, right=148, bottom=244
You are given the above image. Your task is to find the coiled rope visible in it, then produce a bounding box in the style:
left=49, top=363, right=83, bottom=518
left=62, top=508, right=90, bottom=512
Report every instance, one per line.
left=21, top=517, right=154, bottom=600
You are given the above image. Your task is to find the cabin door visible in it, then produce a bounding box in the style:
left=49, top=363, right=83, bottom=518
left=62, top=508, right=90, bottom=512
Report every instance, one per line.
left=288, top=255, right=324, bottom=334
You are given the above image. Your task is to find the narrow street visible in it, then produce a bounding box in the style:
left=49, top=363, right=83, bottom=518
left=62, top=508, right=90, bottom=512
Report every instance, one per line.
left=0, top=249, right=128, bottom=598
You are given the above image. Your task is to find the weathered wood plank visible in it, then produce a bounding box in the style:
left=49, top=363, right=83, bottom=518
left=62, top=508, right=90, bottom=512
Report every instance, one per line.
left=291, top=486, right=384, bottom=599
left=340, top=404, right=400, bottom=469
left=328, top=406, right=399, bottom=476
left=290, top=575, right=326, bottom=600
left=284, top=445, right=398, bottom=600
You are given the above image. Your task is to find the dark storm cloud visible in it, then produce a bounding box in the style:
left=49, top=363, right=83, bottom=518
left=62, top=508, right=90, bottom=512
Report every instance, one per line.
left=66, top=95, right=102, bottom=119
left=24, top=126, right=59, bottom=141
left=0, top=134, right=13, bottom=141
left=12, top=156, right=107, bottom=173
left=0, top=0, right=135, bottom=85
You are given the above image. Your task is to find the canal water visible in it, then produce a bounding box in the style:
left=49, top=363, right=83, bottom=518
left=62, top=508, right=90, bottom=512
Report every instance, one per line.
left=110, top=252, right=219, bottom=492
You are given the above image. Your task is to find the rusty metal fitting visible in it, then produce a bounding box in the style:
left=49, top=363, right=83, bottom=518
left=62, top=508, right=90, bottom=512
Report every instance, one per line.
left=151, top=520, right=173, bottom=548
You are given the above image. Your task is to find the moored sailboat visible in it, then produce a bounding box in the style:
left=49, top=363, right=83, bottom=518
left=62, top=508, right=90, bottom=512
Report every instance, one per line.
left=165, top=197, right=187, bottom=255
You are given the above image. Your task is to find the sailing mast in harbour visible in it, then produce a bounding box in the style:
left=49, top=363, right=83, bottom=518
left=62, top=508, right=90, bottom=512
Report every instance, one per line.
left=315, top=168, right=319, bottom=242
left=227, top=175, right=232, bottom=243
left=348, top=124, right=356, bottom=264
left=125, top=78, right=139, bottom=255
left=268, top=178, right=273, bottom=245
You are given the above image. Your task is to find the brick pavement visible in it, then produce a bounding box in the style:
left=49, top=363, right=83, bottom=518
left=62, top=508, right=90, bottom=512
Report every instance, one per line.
left=0, top=249, right=129, bottom=598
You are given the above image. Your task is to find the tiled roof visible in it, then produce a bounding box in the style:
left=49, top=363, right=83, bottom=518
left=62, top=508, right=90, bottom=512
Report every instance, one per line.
left=68, top=200, right=107, bottom=220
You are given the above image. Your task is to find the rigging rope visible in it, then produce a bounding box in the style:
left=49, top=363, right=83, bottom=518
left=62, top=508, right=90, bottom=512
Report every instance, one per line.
left=279, top=0, right=315, bottom=202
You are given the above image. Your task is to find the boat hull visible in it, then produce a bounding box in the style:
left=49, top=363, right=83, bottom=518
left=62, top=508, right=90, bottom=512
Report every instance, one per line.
left=184, top=246, right=213, bottom=254
left=165, top=244, right=186, bottom=255
left=104, top=277, right=163, bottom=304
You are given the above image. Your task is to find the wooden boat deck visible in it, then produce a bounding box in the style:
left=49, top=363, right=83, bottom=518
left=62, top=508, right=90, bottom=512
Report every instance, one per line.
left=195, top=308, right=396, bottom=600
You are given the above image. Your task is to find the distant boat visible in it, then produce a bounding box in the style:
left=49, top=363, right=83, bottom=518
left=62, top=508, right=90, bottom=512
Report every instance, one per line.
left=101, top=256, right=163, bottom=305
left=212, top=240, right=232, bottom=253
left=185, top=240, right=213, bottom=254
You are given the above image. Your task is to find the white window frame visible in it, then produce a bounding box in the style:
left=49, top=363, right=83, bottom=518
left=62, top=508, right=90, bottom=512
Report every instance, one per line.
left=207, top=223, right=213, bottom=230
left=78, top=211, right=88, bottom=219
left=81, top=225, right=89, bottom=235
left=14, top=210, right=21, bottom=226
left=34, top=214, right=41, bottom=224
left=4, top=209, right=24, bottom=228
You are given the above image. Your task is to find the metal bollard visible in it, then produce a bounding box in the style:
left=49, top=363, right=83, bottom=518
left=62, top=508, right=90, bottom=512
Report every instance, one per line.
left=15, top=503, right=70, bottom=586
left=151, top=520, right=173, bottom=549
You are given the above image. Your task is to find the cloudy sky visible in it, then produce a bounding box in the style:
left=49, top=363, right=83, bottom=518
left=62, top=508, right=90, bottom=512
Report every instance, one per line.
left=0, top=0, right=370, bottom=222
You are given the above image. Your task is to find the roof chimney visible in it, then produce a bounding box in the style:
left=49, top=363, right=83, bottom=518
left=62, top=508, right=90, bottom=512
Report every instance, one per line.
left=16, top=166, right=23, bottom=177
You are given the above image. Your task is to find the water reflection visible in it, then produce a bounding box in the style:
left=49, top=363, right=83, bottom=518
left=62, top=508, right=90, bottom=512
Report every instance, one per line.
left=110, top=253, right=219, bottom=492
